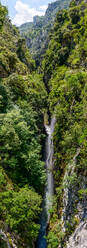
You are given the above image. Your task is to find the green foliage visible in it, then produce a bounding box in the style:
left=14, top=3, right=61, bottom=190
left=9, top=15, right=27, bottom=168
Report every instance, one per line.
left=19, top=0, right=70, bottom=66
left=47, top=220, right=65, bottom=248
left=0, top=91, right=46, bottom=191
left=0, top=167, right=6, bottom=189
left=69, top=6, right=80, bottom=24
left=0, top=4, right=7, bottom=30
left=0, top=17, right=35, bottom=77
left=0, top=186, right=42, bottom=245
left=0, top=239, right=8, bottom=248
left=17, top=38, right=35, bottom=71
left=47, top=232, right=58, bottom=248
left=66, top=216, right=80, bottom=236
left=1, top=0, right=87, bottom=246
left=0, top=4, right=48, bottom=246
left=43, top=0, right=87, bottom=85
left=78, top=189, right=87, bottom=199
left=0, top=72, right=46, bottom=242
left=42, top=0, right=87, bottom=246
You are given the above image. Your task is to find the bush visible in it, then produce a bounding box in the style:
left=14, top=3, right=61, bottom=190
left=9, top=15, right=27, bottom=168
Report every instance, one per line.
left=0, top=186, right=42, bottom=245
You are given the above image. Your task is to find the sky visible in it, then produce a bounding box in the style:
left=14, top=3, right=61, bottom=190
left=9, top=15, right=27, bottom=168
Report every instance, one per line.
left=1, top=0, right=55, bottom=26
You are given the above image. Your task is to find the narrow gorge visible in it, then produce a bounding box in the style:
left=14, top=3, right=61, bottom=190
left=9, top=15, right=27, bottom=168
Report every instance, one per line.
left=37, top=117, right=56, bottom=248
left=1, top=0, right=87, bottom=247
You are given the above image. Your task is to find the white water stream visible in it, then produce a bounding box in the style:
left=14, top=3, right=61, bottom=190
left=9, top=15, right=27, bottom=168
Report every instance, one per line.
left=36, top=117, right=56, bottom=248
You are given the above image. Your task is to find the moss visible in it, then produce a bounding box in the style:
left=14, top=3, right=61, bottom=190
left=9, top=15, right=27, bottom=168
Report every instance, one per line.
left=78, top=188, right=87, bottom=199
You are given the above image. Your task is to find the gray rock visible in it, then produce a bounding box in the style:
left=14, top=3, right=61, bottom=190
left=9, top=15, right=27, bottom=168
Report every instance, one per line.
left=67, top=221, right=87, bottom=248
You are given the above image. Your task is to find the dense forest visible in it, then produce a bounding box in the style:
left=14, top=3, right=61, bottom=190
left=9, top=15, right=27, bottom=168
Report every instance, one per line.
left=0, top=3, right=47, bottom=247
left=0, top=0, right=87, bottom=247
left=43, top=0, right=87, bottom=247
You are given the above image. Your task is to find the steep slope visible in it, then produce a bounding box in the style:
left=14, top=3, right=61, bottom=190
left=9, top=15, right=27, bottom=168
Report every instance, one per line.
left=43, top=0, right=87, bottom=247
left=1, top=0, right=87, bottom=247
left=0, top=18, right=35, bottom=78
left=0, top=5, right=47, bottom=248
left=19, top=0, right=70, bottom=66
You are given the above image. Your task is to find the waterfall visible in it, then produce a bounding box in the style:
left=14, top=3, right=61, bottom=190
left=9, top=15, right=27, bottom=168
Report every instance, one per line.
left=36, top=117, right=56, bottom=248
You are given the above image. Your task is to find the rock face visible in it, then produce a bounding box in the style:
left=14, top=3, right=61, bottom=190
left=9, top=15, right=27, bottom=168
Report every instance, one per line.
left=0, top=229, right=17, bottom=248
left=62, top=150, right=87, bottom=248
left=19, top=0, right=70, bottom=66
left=67, top=221, right=87, bottom=248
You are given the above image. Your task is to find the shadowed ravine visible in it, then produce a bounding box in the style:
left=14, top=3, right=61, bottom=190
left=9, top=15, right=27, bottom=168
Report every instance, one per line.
left=36, top=117, right=56, bottom=248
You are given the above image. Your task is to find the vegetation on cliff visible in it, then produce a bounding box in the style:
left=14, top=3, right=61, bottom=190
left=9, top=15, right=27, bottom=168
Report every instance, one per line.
left=0, top=4, right=47, bottom=247
left=42, top=0, right=87, bottom=247
left=1, top=0, right=87, bottom=247
left=19, top=0, right=70, bottom=66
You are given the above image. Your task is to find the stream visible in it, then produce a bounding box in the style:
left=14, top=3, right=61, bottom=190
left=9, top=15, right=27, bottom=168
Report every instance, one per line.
left=0, top=118, right=56, bottom=248
left=36, top=117, right=56, bottom=248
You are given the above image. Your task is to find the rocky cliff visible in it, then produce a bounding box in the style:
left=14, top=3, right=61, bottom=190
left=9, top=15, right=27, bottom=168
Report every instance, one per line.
left=19, top=0, right=70, bottom=66
left=42, top=0, right=87, bottom=246
left=1, top=0, right=87, bottom=247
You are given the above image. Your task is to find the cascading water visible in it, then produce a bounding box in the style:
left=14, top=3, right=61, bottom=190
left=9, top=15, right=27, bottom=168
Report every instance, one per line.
left=36, top=117, right=56, bottom=248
